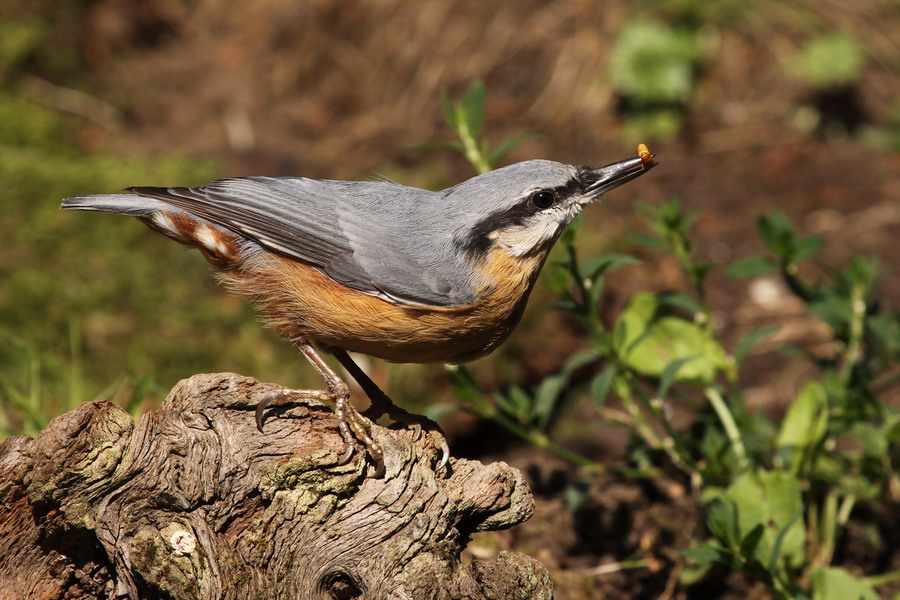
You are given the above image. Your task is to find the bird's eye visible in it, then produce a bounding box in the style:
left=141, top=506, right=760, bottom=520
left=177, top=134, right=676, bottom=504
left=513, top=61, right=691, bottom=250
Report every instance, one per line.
left=531, top=190, right=555, bottom=209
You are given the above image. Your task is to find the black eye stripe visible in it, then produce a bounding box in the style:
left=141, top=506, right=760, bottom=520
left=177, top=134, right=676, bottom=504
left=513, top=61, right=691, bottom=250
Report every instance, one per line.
left=458, top=173, right=584, bottom=257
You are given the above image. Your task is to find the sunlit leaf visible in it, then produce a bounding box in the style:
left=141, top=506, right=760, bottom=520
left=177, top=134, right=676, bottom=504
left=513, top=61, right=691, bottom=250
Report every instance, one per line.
left=462, top=80, right=486, bottom=137
left=614, top=292, right=726, bottom=383
left=776, top=382, right=828, bottom=473
left=725, top=255, right=778, bottom=279
left=788, top=32, right=866, bottom=89
left=810, top=567, right=878, bottom=600
left=716, top=470, right=805, bottom=568
left=609, top=21, right=700, bottom=104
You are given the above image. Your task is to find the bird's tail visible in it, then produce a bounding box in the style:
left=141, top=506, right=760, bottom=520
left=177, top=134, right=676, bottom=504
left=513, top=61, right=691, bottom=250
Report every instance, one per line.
left=61, top=192, right=243, bottom=268
left=61, top=193, right=176, bottom=217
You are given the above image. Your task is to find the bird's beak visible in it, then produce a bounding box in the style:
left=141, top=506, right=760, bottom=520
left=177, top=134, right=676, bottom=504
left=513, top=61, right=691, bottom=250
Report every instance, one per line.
left=581, top=152, right=657, bottom=202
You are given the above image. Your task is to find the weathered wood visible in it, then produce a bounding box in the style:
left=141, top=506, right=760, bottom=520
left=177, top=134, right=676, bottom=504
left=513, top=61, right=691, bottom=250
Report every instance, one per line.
left=0, top=373, right=551, bottom=599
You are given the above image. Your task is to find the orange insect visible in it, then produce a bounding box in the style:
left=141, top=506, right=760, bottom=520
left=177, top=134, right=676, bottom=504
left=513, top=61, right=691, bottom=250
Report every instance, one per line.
left=637, top=143, right=654, bottom=165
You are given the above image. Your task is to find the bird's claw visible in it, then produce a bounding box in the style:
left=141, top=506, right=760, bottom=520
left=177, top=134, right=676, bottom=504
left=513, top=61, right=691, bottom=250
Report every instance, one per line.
left=336, top=443, right=356, bottom=467
left=434, top=433, right=451, bottom=471
left=255, top=395, right=274, bottom=432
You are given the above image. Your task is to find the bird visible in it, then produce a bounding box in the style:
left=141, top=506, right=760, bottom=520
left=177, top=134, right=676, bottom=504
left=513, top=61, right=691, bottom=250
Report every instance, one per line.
left=61, top=148, right=656, bottom=474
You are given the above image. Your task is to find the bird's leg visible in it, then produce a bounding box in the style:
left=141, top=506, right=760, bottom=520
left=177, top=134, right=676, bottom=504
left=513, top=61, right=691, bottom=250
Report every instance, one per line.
left=295, top=342, right=383, bottom=468
left=331, top=349, right=450, bottom=470
left=255, top=341, right=383, bottom=471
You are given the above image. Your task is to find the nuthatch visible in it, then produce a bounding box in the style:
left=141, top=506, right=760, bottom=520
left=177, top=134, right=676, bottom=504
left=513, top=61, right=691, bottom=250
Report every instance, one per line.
left=61, top=147, right=656, bottom=473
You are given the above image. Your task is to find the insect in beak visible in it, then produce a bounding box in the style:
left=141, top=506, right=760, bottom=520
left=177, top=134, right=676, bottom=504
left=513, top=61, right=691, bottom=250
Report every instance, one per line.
left=582, top=144, right=658, bottom=201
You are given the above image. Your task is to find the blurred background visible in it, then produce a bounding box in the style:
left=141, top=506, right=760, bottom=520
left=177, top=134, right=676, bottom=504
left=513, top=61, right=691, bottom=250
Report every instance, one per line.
left=1, top=1, right=898, bottom=598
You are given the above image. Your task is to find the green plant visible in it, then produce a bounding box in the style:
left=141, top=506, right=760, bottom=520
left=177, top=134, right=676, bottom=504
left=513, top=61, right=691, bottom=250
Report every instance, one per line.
left=0, top=322, right=156, bottom=437
left=608, top=20, right=703, bottom=141
left=787, top=32, right=866, bottom=90
left=439, top=83, right=900, bottom=599
left=425, top=80, right=539, bottom=175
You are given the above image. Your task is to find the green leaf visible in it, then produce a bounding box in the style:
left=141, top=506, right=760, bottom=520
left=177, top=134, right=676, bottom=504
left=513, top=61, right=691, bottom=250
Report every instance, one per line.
left=487, top=130, right=542, bottom=166
left=609, top=21, right=700, bottom=104
left=562, top=350, right=600, bottom=375
left=462, top=80, right=486, bottom=137
left=627, top=232, right=668, bottom=250
left=788, top=32, right=867, bottom=89
left=680, top=543, right=739, bottom=569
left=739, top=523, right=765, bottom=560
left=706, top=497, right=740, bottom=547
left=734, top=326, right=779, bottom=363
left=533, top=374, right=566, bottom=431
left=0, top=20, right=46, bottom=66
left=657, top=291, right=704, bottom=316
left=795, top=234, right=825, bottom=262
left=718, top=470, right=805, bottom=568
left=768, top=507, right=804, bottom=573
left=725, top=255, right=778, bottom=278
left=580, top=254, right=641, bottom=281
left=776, top=382, right=828, bottom=473
left=811, top=567, right=878, bottom=600
left=849, top=423, right=888, bottom=458
left=508, top=385, right=532, bottom=423
left=809, top=292, right=850, bottom=332
left=885, top=417, right=900, bottom=443
left=657, top=355, right=698, bottom=399
left=549, top=299, right=581, bottom=314
left=494, top=385, right=532, bottom=424
left=590, top=364, right=618, bottom=407
left=613, top=292, right=727, bottom=384
left=692, top=260, right=715, bottom=285
left=440, top=90, right=458, bottom=129
left=757, top=210, right=797, bottom=258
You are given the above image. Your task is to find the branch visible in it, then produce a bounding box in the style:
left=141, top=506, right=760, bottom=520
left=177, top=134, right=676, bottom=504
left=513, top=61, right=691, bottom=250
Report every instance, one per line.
left=0, top=373, right=550, bottom=599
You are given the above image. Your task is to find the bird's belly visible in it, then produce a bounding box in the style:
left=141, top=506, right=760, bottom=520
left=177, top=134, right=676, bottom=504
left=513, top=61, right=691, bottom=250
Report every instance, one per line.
left=218, top=247, right=543, bottom=364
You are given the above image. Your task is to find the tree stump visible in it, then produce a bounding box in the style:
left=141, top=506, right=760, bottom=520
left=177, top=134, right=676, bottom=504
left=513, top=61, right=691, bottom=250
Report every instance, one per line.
left=0, top=373, right=551, bottom=599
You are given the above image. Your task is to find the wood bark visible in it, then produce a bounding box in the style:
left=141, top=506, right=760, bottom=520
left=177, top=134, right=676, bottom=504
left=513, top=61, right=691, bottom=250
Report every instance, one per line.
left=0, top=373, right=551, bottom=600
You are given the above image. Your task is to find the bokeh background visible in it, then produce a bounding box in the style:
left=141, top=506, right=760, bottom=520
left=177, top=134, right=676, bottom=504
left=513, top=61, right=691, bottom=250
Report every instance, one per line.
left=1, top=1, right=898, bottom=598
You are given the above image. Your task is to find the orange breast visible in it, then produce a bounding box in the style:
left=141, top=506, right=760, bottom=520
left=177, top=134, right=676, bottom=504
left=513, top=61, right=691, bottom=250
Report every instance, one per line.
left=216, top=247, right=547, bottom=364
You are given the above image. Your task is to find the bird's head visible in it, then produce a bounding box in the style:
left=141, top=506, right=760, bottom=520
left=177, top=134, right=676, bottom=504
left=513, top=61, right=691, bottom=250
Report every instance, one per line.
left=449, top=153, right=656, bottom=260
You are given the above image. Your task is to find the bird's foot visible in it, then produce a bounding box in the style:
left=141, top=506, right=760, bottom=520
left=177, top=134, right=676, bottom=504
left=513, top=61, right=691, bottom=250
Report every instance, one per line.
left=330, top=349, right=452, bottom=472
left=255, top=385, right=385, bottom=477
left=332, top=385, right=385, bottom=477
left=362, top=393, right=450, bottom=471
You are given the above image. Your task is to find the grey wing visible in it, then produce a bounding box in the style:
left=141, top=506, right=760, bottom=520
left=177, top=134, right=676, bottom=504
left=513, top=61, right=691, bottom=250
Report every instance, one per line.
left=124, top=177, right=474, bottom=308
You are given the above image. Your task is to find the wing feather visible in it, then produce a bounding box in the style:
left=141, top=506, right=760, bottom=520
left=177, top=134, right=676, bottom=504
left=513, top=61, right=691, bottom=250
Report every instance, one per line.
left=122, top=177, right=472, bottom=308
